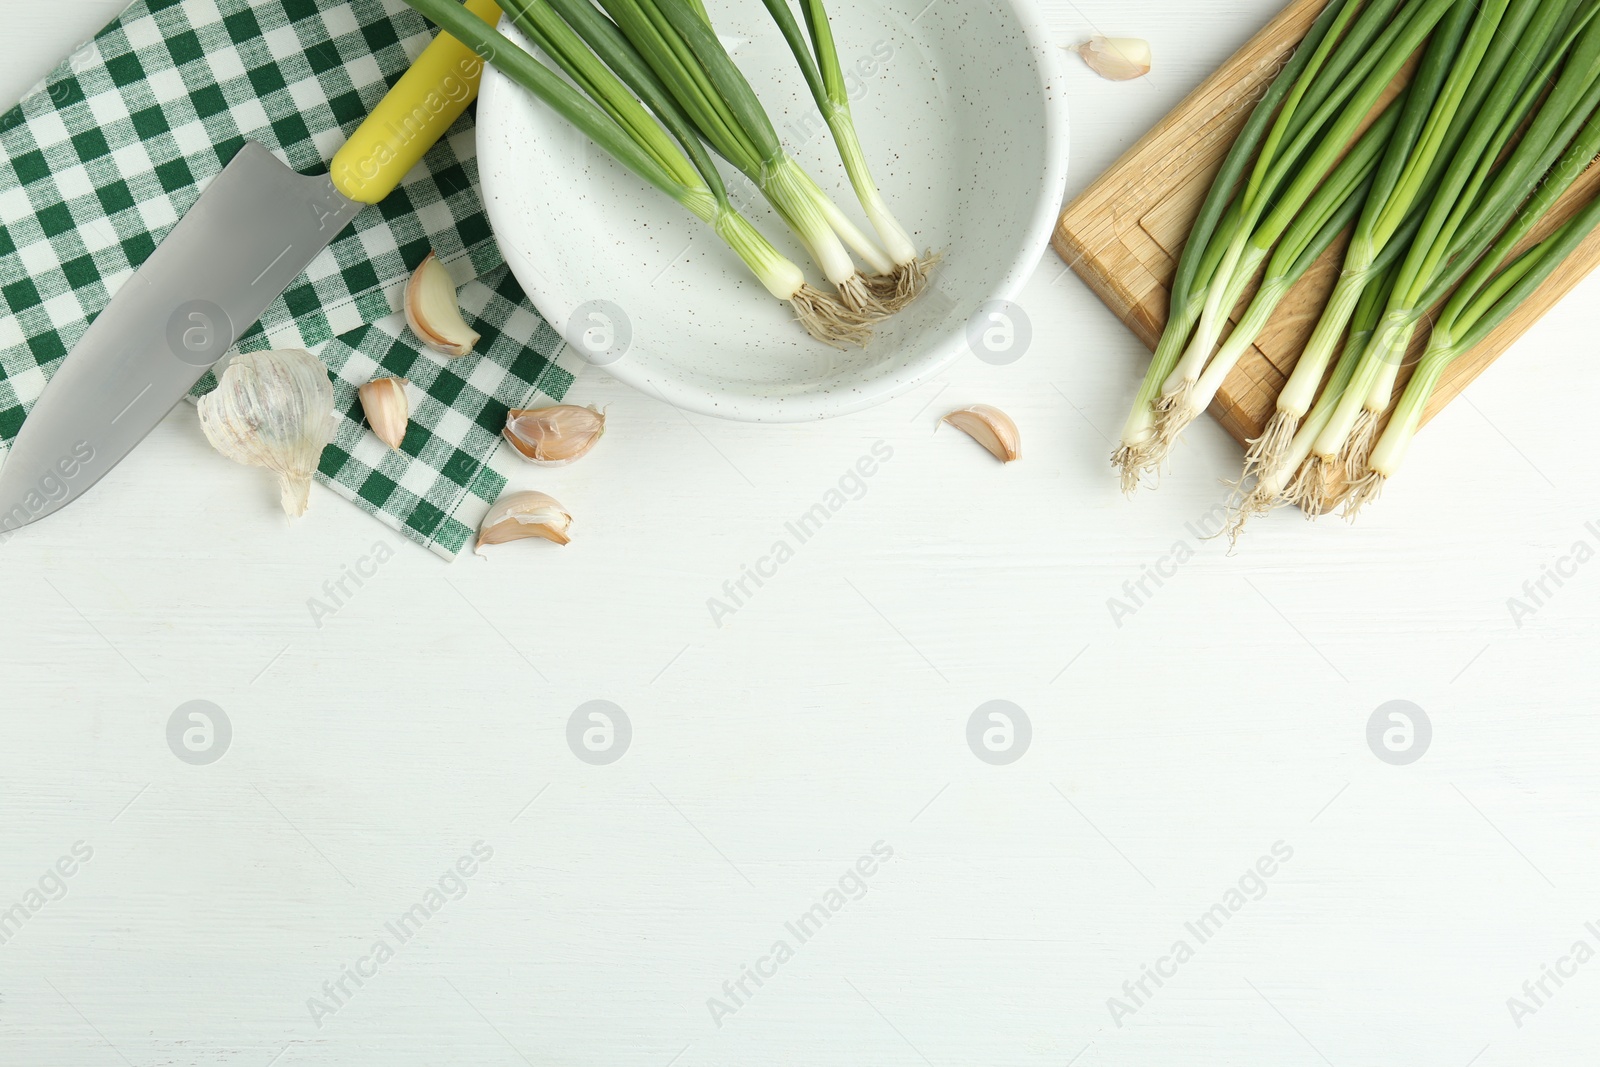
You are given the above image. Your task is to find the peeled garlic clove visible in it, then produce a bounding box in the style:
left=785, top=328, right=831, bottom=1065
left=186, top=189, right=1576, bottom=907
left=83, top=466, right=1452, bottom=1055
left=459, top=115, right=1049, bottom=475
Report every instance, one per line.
left=943, top=405, right=1021, bottom=463
left=406, top=251, right=480, bottom=358
left=1076, top=36, right=1151, bottom=81
left=199, top=349, right=336, bottom=517
left=503, top=405, right=606, bottom=466
left=476, top=491, right=573, bottom=554
left=359, top=378, right=410, bottom=451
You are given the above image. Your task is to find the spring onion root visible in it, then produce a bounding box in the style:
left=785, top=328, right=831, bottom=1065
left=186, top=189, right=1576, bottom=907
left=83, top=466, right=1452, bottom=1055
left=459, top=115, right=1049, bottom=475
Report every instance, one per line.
left=585, top=0, right=892, bottom=322
left=762, top=0, right=939, bottom=308
left=1115, top=0, right=1387, bottom=490
left=403, top=0, right=876, bottom=346
left=1132, top=0, right=1600, bottom=534
left=1163, top=0, right=1458, bottom=430
left=1152, top=103, right=1403, bottom=457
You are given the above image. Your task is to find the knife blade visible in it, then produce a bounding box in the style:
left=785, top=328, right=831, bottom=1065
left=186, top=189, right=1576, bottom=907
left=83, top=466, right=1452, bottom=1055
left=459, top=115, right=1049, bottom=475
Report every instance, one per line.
left=0, top=0, right=504, bottom=537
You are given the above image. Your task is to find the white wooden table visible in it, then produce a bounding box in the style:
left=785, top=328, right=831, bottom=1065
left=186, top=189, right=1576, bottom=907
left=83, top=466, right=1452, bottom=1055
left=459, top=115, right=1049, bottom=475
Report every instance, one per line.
left=4, top=1, right=1599, bottom=1064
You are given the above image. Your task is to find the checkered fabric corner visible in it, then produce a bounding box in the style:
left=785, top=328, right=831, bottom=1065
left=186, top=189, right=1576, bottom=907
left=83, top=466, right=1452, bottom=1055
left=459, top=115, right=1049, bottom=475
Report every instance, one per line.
left=313, top=264, right=575, bottom=557
left=0, top=0, right=581, bottom=558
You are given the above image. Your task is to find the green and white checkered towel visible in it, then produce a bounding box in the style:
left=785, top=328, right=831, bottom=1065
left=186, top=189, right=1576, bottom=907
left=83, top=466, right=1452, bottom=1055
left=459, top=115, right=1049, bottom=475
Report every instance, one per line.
left=0, top=0, right=583, bottom=558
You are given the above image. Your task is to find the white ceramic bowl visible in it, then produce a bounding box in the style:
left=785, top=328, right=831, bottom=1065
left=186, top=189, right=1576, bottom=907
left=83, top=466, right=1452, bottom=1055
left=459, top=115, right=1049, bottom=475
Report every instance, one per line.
left=477, top=0, right=1068, bottom=422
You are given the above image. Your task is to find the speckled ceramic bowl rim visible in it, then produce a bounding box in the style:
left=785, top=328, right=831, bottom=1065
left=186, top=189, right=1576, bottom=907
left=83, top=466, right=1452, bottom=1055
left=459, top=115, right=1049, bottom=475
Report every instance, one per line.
left=482, top=0, right=1070, bottom=423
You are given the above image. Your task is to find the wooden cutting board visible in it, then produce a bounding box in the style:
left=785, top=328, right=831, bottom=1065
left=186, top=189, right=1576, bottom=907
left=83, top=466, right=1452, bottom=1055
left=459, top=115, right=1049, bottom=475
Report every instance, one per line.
left=1053, top=0, right=1600, bottom=448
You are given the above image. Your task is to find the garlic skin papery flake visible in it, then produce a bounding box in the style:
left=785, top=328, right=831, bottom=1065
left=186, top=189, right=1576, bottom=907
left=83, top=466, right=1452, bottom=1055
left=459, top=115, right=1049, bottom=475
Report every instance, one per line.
left=359, top=378, right=410, bottom=451
left=943, top=405, right=1021, bottom=463
left=405, top=251, right=480, bottom=358
left=503, top=405, right=606, bottom=466
left=1076, top=36, right=1152, bottom=81
left=198, top=349, right=336, bottom=517
left=476, top=491, right=573, bottom=554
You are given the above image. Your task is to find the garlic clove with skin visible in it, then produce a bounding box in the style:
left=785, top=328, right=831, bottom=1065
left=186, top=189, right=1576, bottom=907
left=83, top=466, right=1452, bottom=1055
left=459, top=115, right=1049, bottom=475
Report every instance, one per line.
left=943, top=405, right=1021, bottom=463
left=405, top=251, right=480, bottom=358
left=1075, top=36, right=1152, bottom=81
left=359, top=378, right=410, bottom=451
left=503, top=405, right=606, bottom=466
left=476, top=491, right=573, bottom=555
left=198, top=349, right=336, bottom=517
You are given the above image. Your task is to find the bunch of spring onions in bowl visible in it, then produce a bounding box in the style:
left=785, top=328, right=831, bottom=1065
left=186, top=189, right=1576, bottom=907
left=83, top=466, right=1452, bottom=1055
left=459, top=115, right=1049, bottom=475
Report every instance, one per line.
left=404, top=0, right=1067, bottom=422
left=1114, top=0, right=1600, bottom=533
left=407, top=0, right=934, bottom=346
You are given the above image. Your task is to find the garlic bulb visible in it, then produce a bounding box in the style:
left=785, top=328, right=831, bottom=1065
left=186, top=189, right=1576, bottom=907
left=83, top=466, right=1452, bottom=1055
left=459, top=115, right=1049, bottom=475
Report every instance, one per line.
left=943, top=405, right=1021, bottom=463
left=503, top=405, right=606, bottom=466
left=359, top=378, right=410, bottom=451
left=405, top=252, right=479, bottom=358
left=198, top=350, right=336, bottom=517
left=1076, top=36, right=1152, bottom=81
left=476, top=491, right=573, bottom=554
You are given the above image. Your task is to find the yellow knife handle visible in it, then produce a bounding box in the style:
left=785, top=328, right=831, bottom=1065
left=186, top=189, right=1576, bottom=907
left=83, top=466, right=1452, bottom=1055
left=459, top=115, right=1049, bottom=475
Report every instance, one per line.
left=330, top=0, right=505, bottom=204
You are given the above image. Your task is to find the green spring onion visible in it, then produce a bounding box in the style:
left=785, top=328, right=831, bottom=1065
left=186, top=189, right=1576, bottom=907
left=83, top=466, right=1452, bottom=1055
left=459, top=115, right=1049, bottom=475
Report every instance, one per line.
left=1152, top=99, right=1406, bottom=452
left=401, top=0, right=875, bottom=346
left=1356, top=105, right=1600, bottom=507
left=1123, top=0, right=1600, bottom=528
left=1112, top=0, right=1362, bottom=490
left=591, top=0, right=890, bottom=314
left=1244, top=0, right=1492, bottom=480
left=1158, top=0, right=1459, bottom=418
left=1230, top=255, right=1404, bottom=534
left=760, top=0, right=936, bottom=308
left=1311, top=1, right=1600, bottom=476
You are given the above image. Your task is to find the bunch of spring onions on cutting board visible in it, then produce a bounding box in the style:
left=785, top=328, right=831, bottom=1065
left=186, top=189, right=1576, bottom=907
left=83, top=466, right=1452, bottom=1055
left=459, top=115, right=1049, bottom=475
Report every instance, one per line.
left=403, top=0, right=936, bottom=349
left=1114, top=0, right=1600, bottom=532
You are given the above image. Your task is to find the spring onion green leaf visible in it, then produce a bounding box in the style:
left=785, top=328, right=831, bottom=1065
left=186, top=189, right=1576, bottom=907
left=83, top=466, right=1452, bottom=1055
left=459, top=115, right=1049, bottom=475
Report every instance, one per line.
left=400, top=0, right=874, bottom=346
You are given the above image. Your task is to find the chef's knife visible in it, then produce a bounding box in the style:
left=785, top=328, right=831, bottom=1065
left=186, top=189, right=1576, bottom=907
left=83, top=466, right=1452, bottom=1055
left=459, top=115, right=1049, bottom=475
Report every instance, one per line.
left=0, top=0, right=503, bottom=536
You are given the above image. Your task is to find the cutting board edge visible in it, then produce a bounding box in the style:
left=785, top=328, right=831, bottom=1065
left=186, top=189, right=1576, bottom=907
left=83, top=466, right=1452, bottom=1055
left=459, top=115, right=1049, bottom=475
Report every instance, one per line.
left=1052, top=0, right=1341, bottom=449
left=1052, top=0, right=1600, bottom=455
